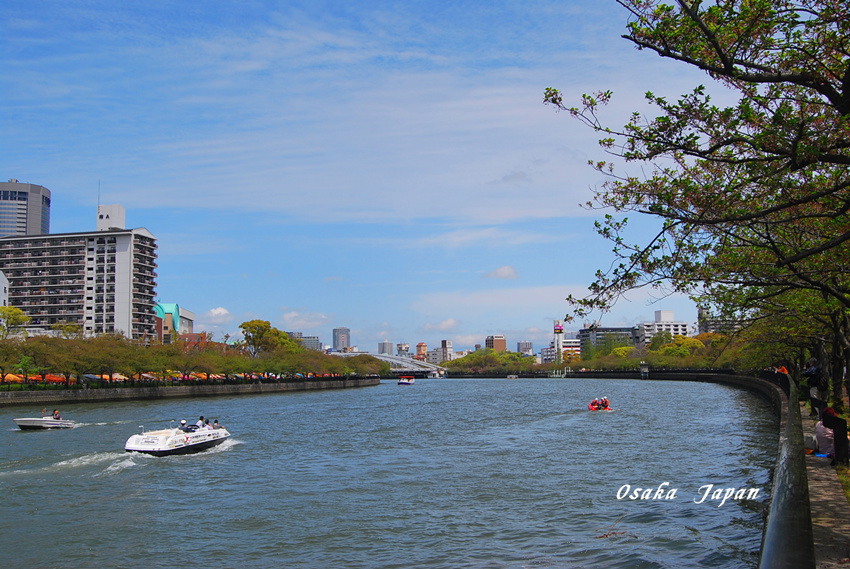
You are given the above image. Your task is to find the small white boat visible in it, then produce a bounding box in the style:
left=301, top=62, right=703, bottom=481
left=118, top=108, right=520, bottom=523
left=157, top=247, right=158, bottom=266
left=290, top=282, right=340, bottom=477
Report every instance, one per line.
left=398, top=376, right=415, bottom=385
left=14, top=414, right=75, bottom=430
left=125, top=425, right=231, bottom=456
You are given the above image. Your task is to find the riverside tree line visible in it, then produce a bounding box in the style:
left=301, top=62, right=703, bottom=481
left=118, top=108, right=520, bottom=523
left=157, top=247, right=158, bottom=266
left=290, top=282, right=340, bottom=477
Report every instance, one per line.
left=0, top=313, right=389, bottom=385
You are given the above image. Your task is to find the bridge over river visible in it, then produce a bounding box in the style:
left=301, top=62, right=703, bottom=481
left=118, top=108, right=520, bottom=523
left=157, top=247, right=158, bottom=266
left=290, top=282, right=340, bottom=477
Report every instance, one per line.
left=331, top=352, right=446, bottom=377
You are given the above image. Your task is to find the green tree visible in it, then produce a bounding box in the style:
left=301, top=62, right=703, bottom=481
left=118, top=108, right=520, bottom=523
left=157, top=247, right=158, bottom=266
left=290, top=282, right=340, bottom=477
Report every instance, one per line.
left=612, top=346, right=636, bottom=358
left=0, top=306, right=30, bottom=340
left=238, top=320, right=297, bottom=357
left=0, top=339, right=22, bottom=384
left=648, top=331, right=673, bottom=352
left=544, top=0, right=850, bottom=376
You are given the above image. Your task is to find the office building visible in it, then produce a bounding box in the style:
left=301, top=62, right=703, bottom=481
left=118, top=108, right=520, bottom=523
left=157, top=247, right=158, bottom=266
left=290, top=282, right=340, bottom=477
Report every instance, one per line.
left=414, top=342, right=427, bottom=361
left=333, top=327, right=350, bottom=351
left=154, top=302, right=195, bottom=344
left=542, top=337, right=580, bottom=364
left=485, top=334, right=507, bottom=352
left=0, top=180, right=51, bottom=237
left=426, top=347, right=443, bottom=365
left=425, top=341, right=454, bottom=365
left=378, top=340, right=394, bottom=355
left=577, top=324, right=636, bottom=355
left=0, top=204, right=158, bottom=339
left=517, top=341, right=534, bottom=356
left=436, top=339, right=453, bottom=362
left=288, top=331, right=323, bottom=351
left=301, top=336, right=323, bottom=351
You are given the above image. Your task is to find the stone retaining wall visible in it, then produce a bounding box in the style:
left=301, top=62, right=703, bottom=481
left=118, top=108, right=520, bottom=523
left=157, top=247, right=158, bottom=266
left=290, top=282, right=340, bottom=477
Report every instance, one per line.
left=0, top=377, right=381, bottom=407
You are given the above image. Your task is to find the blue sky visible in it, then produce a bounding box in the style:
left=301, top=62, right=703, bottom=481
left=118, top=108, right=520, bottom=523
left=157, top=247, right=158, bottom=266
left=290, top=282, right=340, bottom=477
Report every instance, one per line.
left=3, top=1, right=713, bottom=352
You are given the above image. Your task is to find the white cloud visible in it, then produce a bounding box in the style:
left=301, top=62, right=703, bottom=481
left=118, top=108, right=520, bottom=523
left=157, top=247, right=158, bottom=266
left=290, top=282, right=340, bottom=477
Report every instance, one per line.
left=483, top=265, right=519, bottom=279
left=424, top=318, right=460, bottom=332
left=414, top=227, right=562, bottom=249
left=280, top=310, right=332, bottom=331
left=203, top=307, right=234, bottom=325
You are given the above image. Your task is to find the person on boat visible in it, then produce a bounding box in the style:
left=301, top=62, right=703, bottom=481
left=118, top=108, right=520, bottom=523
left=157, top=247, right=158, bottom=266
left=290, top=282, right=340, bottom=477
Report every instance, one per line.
left=204, top=419, right=213, bottom=430
left=213, top=419, right=220, bottom=429
left=196, top=416, right=205, bottom=429
left=600, top=397, right=609, bottom=410
left=590, top=398, right=599, bottom=410
left=178, top=419, right=193, bottom=432
left=52, top=409, right=61, bottom=420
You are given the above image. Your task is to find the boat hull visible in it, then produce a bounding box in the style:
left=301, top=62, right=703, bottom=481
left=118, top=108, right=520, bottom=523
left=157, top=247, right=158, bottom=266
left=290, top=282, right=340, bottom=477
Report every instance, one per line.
left=14, top=417, right=75, bottom=430
left=125, top=428, right=231, bottom=456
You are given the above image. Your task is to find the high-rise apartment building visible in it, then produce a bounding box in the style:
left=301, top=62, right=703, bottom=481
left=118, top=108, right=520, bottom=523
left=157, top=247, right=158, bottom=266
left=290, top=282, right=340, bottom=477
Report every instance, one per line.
left=0, top=204, right=158, bottom=339
left=517, top=341, right=534, bottom=356
left=378, top=340, right=394, bottom=355
left=634, top=310, right=690, bottom=345
left=0, top=180, right=51, bottom=237
left=333, top=327, right=350, bottom=351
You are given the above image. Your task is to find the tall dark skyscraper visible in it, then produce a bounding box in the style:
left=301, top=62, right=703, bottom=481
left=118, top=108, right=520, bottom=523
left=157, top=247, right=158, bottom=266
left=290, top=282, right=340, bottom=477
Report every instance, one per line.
left=333, top=327, right=350, bottom=351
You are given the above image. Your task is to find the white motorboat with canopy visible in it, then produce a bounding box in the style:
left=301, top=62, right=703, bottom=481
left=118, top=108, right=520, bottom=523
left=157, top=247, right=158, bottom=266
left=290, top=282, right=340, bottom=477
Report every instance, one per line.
left=125, top=421, right=231, bottom=456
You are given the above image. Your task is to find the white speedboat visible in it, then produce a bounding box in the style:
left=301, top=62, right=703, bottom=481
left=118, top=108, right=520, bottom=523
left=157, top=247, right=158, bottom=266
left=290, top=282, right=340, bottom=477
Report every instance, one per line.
left=398, top=376, right=415, bottom=385
left=125, top=425, right=231, bottom=456
left=14, top=416, right=76, bottom=430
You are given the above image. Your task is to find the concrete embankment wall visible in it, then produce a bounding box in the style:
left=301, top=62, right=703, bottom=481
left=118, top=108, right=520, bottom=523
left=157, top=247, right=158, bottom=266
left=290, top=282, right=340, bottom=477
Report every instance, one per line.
left=649, top=371, right=813, bottom=569
left=0, top=377, right=381, bottom=408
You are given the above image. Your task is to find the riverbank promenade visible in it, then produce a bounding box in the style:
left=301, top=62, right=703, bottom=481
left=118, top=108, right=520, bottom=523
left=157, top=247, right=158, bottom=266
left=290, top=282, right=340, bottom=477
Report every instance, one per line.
left=801, top=401, right=850, bottom=568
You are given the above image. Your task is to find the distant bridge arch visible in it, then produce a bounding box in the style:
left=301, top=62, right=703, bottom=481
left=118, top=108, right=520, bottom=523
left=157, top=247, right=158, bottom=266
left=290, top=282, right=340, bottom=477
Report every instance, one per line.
left=331, top=352, right=446, bottom=376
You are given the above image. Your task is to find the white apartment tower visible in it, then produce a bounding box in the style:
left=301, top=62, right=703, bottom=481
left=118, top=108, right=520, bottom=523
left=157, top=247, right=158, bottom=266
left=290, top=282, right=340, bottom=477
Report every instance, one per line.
left=635, top=310, right=690, bottom=345
left=0, top=204, right=158, bottom=339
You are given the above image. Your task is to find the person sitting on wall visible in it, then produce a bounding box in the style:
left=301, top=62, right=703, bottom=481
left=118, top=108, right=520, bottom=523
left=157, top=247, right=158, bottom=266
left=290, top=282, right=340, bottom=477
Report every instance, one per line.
left=822, top=408, right=849, bottom=466
left=815, top=408, right=836, bottom=457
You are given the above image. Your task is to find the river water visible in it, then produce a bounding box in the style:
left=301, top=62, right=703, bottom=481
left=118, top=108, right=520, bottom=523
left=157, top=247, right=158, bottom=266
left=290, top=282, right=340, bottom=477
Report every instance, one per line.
left=0, top=378, right=778, bottom=569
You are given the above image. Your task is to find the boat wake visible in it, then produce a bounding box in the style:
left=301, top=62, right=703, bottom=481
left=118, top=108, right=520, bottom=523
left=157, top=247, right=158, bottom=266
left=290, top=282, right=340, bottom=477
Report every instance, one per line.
left=201, top=437, right=241, bottom=454
left=95, top=455, right=138, bottom=477
left=0, top=451, right=130, bottom=478
left=73, top=419, right=140, bottom=428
